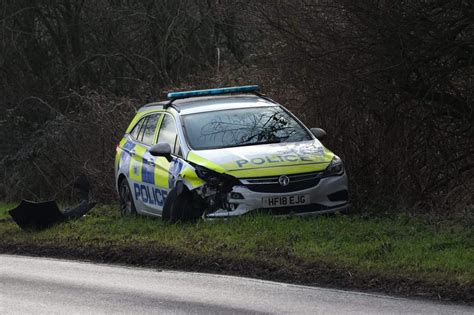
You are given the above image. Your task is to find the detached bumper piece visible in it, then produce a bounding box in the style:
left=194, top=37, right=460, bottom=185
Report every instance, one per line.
left=8, top=175, right=96, bottom=231
left=9, top=200, right=66, bottom=230
left=8, top=199, right=96, bottom=231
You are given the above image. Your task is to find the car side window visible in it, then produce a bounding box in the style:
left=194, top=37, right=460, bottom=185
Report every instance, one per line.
left=130, top=117, right=146, bottom=141
left=141, top=114, right=161, bottom=145
left=136, top=117, right=148, bottom=142
left=157, top=115, right=181, bottom=155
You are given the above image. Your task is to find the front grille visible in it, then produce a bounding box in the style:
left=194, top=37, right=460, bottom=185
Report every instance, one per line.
left=242, top=171, right=323, bottom=193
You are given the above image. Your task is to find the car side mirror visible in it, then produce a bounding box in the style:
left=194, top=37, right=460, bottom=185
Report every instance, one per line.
left=310, top=128, right=327, bottom=140
left=149, top=143, right=172, bottom=161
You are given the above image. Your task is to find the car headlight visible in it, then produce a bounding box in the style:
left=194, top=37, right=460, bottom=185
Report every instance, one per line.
left=324, top=156, right=344, bottom=176
left=194, top=164, right=221, bottom=184
left=194, top=164, right=236, bottom=187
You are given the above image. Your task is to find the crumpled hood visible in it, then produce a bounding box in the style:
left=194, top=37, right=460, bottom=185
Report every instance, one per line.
left=186, top=140, right=334, bottom=178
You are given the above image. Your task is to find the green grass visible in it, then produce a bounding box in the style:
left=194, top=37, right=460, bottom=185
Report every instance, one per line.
left=0, top=203, right=16, bottom=219
left=1, top=203, right=473, bottom=287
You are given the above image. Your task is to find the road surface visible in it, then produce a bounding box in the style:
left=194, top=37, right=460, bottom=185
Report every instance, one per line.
left=1, top=254, right=471, bottom=314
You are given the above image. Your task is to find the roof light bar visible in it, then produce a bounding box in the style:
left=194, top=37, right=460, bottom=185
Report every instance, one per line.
left=167, top=85, right=259, bottom=100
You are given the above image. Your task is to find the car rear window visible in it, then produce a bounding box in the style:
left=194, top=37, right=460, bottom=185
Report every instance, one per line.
left=182, top=106, right=312, bottom=150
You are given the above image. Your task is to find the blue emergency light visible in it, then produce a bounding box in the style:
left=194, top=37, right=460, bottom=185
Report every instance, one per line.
left=167, top=85, right=260, bottom=100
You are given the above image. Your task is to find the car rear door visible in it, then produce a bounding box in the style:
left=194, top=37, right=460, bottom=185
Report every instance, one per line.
left=128, top=113, right=161, bottom=215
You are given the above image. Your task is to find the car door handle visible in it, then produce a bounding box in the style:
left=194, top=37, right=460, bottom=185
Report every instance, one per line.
left=129, top=150, right=136, bottom=156
left=147, top=159, right=155, bottom=165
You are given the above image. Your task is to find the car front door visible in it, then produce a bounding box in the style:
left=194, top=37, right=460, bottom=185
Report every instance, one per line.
left=151, top=114, right=183, bottom=215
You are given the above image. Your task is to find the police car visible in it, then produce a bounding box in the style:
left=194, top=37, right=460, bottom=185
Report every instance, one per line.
left=115, top=85, right=349, bottom=221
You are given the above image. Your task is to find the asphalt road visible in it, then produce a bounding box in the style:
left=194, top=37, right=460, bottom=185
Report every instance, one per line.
left=1, top=255, right=471, bottom=314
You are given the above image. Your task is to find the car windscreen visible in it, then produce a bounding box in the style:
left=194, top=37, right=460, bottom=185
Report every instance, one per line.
left=182, top=106, right=312, bottom=150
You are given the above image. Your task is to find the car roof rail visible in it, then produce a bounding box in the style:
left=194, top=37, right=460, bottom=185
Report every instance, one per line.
left=253, top=91, right=277, bottom=104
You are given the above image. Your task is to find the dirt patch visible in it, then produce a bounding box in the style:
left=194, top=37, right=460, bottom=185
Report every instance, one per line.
left=1, top=240, right=472, bottom=304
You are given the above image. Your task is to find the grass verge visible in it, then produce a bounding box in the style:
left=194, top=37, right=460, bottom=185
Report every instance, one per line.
left=0, top=203, right=472, bottom=303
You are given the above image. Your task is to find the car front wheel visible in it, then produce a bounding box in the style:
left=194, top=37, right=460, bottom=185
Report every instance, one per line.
left=162, top=182, right=202, bottom=223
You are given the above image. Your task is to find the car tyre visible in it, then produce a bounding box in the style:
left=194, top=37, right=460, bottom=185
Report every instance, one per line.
left=163, top=182, right=200, bottom=223
left=119, top=179, right=137, bottom=216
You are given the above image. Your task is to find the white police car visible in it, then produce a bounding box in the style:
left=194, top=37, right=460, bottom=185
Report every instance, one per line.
left=115, top=85, right=349, bottom=221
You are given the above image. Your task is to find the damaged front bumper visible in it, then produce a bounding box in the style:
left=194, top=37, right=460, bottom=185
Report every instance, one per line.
left=202, top=172, right=349, bottom=219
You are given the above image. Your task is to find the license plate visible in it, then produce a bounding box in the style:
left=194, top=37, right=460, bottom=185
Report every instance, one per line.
left=262, top=195, right=310, bottom=208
